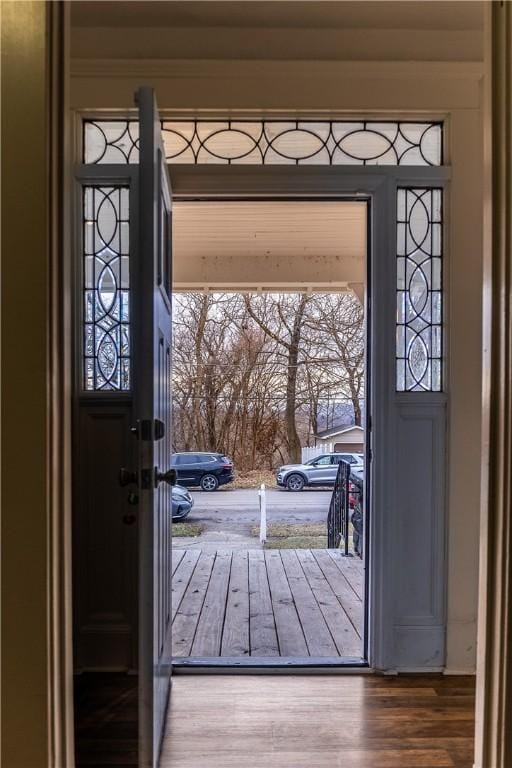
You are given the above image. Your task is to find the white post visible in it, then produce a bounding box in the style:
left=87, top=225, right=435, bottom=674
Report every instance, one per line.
left=259, top=483, right=267, bottom=544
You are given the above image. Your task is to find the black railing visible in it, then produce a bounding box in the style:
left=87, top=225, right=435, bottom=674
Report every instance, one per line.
left=327, top=460, right=363, bottom=559
left=327, top=460, right=351, bottom=553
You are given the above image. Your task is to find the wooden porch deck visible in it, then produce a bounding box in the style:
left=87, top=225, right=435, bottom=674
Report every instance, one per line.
left=171, top=549, right=364, bottom=660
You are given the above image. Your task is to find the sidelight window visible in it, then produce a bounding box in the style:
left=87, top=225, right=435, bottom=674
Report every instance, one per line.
left=396, top=188, right=443, bottom=392
left=83, top=185, right=131, bottom=391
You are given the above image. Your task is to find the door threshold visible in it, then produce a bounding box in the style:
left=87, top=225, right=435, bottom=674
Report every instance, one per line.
left=172, top=656, right=370, bottom=673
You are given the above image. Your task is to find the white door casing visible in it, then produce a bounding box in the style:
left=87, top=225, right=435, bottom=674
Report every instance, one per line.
left=169, top=164, right=449, bottom=672
left=74, top=129, right=449, bottom=725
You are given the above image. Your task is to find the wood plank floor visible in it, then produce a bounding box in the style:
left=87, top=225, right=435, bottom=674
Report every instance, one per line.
left=160, top=675, right=476, bottom=768
left=75, top=672, right=138, bottom=767
left=172, top=548, right=364, bottom=660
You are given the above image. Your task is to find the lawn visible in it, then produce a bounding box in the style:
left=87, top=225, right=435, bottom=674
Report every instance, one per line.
left=250, top=523, right=327, bottom=549
left=172, top=522, right=204, bottom=537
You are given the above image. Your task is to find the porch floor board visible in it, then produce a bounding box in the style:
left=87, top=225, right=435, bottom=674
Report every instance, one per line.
left=171, top=548, right=364, bottom=660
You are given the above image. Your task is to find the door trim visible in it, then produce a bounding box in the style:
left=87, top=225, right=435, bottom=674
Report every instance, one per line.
left=50, top=105, right=458, bottom=765
left=170, top=165, right=449, bottom=672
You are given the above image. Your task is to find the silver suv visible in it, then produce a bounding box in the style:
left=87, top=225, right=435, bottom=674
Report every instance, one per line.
left=276, top=452, right=363, bottom=491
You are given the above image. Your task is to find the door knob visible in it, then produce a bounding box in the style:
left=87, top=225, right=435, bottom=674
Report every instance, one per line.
left=119, top=468, right=137, bottom=487
left=155, top=468, right=176, bottom=487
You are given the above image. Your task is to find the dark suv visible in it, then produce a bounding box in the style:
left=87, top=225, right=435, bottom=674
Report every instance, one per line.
left=170, top=452, right=234, bottom=491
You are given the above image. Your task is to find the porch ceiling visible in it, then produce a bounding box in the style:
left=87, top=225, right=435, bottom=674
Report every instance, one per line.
left=173, top=200, right=366, bottom=293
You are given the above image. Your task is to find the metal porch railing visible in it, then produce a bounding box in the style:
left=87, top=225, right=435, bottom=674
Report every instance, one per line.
left=327, top=460, right=363, bottom=558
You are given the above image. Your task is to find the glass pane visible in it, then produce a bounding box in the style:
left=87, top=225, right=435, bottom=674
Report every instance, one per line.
left=85, top=119, right=443, bottom=167
left=83, top=186, right=131, bottom=391
left=396, top=188, right=443, bottom=392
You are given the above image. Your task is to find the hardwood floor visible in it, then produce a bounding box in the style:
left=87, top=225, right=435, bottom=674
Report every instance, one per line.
left=172, top=548, right=364, bottom=659
left=75, top=556, right=471, bottom=767
left=74, top=673, right=138, bottom=767
left=160, top=675, right=475, bottom=768
left=75, top=673, right=475, bottom=767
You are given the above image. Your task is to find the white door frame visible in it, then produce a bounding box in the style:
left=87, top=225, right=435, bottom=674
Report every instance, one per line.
left=72, top=110, right=450, bottom=674
left=169, top=163, right=450, bottom=671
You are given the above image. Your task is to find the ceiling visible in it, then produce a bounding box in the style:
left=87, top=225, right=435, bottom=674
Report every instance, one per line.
left=172, top=200, right=366, bottom=291
left=70, top=1, right=484, bottom=64
left=71, top=2, right=483, bottom=31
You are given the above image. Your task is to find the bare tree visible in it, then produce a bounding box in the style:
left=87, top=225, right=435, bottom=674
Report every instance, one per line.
left=244, top=293, right=312, bottom=463
left=171, top=291, right=364, bottom=469
left=307, top=293, right=365, bottom=425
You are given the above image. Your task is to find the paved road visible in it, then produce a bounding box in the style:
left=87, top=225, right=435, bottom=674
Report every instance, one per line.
left=188, top=487, right=332, bottom=524
left=174, top=487, right=332, bottom=551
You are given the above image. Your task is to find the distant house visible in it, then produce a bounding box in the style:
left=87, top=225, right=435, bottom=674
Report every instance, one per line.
left=314, top=424, right=364, bottom=454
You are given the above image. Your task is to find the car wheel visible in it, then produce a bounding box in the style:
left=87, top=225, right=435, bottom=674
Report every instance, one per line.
left=286, top=473, right=305, bottom=492
left=200, top=474, right=219, bottom=491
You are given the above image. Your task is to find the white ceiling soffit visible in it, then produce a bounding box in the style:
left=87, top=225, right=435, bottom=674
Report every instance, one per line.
left=172, top=200, right=366, bottom=292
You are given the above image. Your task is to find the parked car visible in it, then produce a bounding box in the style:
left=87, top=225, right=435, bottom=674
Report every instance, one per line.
left=170, top=452, right=234, bottom=491
left=276, top=452, right=363, bottom=491
left=172, top=485, right=194, bottom=521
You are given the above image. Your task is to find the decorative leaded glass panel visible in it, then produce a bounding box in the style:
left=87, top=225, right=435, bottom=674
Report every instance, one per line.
left=84, top=120, right=442, bottom=166
left=83, top=186, right=130, bottom=390
left=396, top=188, right=443, bottom=392
left=84, top=121, right=140, bottom=164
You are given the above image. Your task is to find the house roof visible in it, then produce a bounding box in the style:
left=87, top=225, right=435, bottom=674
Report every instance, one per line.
left=314, top=424, right=364, bottom=440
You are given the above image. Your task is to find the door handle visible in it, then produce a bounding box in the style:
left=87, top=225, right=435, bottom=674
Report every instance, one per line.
left=155, top=468, right=177, bottom=487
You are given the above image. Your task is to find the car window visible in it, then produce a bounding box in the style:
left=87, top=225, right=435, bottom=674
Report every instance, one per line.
left=314, top=455, right=331, bottom=465
left=195, top=454, right=215, bottom=464
left=174, top=455, right=189, bottom=465
left=178, top=454, right=206, bottom=465
left=178, top=453, right=197, bottom=464
left=333, top=454, right=355, bottom=464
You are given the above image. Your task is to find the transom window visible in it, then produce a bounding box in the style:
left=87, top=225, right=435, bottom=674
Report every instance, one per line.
left=84, top=119, right=443, bottom=167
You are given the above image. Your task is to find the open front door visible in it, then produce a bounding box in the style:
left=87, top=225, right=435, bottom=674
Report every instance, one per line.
left=136, top=87, right=174, bottom=767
